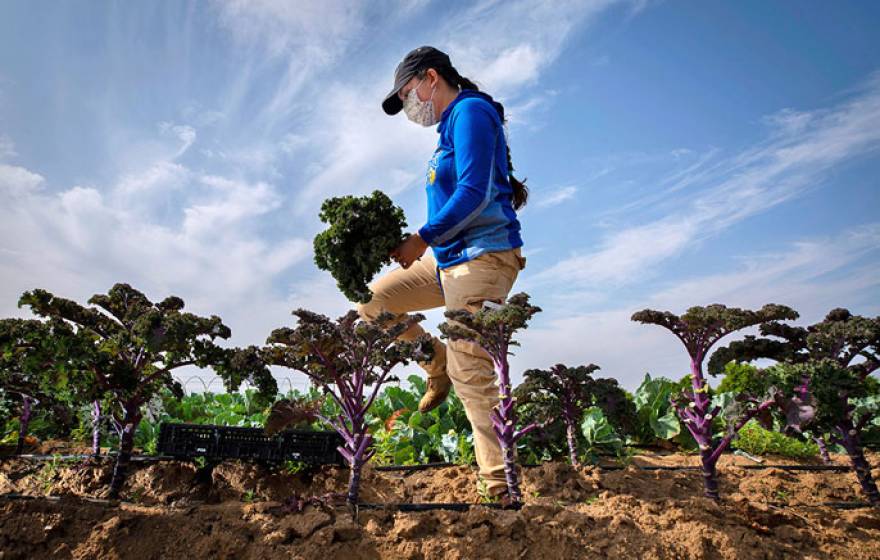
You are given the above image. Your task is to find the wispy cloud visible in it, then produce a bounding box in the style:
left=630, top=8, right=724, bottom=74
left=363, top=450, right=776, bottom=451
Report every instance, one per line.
left=438, top=0, right=625, bottom=97
left=536, top=185, right=578, bottom=208
left=527, top=70, right=880, bottom=290
left=516, top=224, right=880, bottom=388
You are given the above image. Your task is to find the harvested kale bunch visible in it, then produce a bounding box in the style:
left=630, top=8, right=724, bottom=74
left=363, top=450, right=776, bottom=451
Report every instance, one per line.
left=313, top=190, right=407, bottom=304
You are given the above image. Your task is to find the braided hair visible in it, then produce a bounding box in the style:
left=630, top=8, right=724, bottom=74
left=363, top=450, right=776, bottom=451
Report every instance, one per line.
left=415, top=65, right=529, bottom=211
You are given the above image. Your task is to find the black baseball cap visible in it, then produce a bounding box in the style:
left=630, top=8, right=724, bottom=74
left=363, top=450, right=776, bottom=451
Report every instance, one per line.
left=382, top=46, right=452, bottom=115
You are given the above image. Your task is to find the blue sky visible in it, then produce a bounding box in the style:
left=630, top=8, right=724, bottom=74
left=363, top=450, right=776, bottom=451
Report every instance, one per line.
left=1, top=0, right=878, bottom=393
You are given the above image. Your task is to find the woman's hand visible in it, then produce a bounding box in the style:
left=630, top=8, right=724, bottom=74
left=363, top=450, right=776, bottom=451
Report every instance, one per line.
left=390, top=233, right=428, bottom=269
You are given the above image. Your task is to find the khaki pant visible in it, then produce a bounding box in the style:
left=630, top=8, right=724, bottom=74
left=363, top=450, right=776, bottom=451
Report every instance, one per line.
left=356, top=247, right=526, bottom=496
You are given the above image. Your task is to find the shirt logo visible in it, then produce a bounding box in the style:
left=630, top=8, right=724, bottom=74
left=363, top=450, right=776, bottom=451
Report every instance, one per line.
left=427, top=150, right=440, bottom=185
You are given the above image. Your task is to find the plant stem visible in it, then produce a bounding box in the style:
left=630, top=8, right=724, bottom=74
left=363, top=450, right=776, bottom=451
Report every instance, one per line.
left=700, top=447, right=720, bottom=501
left=815, top=436, right=832, bottom=465
left=108, top=411, right=141, bottom=498
left=347, top=460, right=363, bottom=505
left=501, top=440, right=521, bottom=502
left=15, top=395, right=33, bottom=455
left=91, top=400, right=102, bottom=458
left=838, top=422, right=879, bottom=505
left=566, top=421, right=579, bottom=467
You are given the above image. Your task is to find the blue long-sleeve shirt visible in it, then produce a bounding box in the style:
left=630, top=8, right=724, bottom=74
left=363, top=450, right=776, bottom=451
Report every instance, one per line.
left=417, top=90, right=523, bottom=269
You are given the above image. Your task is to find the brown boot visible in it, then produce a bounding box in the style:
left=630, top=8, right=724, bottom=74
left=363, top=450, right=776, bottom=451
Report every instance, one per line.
left=418, top=375, right=452, bottom=413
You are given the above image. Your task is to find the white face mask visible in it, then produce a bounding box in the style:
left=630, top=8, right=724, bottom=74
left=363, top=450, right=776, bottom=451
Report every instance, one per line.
left=402, top=78, right=438, bottom=127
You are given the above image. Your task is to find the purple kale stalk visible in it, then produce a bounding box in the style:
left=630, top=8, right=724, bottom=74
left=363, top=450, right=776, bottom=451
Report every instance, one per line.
left=709, top=308, right=880, bottom=505
left=263, top=308, right=434, bottom=506
left=439, top=293, right=542, bottom=504
left=631, top=304, right=799, bottom=500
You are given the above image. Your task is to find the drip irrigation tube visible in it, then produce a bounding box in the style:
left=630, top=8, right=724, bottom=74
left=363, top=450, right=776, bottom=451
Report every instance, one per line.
left=356, top=502, right=516, bottom=512
left=376, top=462, right=854, bottom=473
left=1, top=453, right=173, bottom=463
left=0, top=455, right=860, bottom=474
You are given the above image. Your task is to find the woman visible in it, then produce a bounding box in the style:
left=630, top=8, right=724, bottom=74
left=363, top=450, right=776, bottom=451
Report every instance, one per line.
left=356, top=45, right=528, bottom=501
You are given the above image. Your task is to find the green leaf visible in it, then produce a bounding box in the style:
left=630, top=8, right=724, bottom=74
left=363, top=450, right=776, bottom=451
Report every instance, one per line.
left=407, top=410, right=423, bottom=429
left=649, top=410, right=680, bottom=439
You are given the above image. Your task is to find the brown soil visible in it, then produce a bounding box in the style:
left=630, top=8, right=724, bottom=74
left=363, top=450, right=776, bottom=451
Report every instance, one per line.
left=0, top=452, right=878, bottom=559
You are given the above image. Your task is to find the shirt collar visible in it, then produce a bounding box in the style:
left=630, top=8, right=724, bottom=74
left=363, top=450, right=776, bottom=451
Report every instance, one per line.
left=436, top=90, right=492, bottom=133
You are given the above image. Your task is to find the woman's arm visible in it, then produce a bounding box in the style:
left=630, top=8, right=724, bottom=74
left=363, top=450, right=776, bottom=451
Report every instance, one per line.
left=417, top=101, right=499, bottom=246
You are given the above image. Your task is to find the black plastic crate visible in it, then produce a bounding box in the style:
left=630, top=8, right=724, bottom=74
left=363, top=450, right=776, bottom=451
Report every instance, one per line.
left=157, top=423, right=344, bottom=465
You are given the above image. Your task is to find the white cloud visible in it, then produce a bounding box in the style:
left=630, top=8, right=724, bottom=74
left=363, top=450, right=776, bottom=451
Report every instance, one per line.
left=536, top=185, right=578, bottom=208
left=0, top=163, right=45, bottom=196
left=0, top=123, right=311, bottom=354
left=478, top=44, right=544, bottom=92
left=210, top=0, right=374, bottom=127
left=158, top=122, right=197, bottom=158
left=212, top=0, right=366, bottom=59
left=182, top=175, right=281, bottom=237
left=438, top=0, right=623, bottom=97
left=292, top=88, right=438, bottom=217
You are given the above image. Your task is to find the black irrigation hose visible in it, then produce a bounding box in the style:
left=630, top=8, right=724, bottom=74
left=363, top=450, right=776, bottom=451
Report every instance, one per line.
left=356, top=502, right=517, bottom=512
left=373, top=461, right=457, bottom=471
left=374, top=462, right=855, bottom=473
left=0, top=453, right=174, bottom=463
left=2, top=454, right=860, bottom=473
left=594, top=464, right=853, bottom=472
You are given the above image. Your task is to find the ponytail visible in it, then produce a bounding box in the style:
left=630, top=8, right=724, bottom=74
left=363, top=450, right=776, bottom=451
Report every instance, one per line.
left=426, top=65, right=530, bottom=211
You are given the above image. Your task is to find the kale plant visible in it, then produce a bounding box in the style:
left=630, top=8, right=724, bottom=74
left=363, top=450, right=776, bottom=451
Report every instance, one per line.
left=515, top=364, right=635, bottom=466
left=710, top=308, right=880, bottom=504
left=631, top=303, right=799, bottom=500
left=18, top=283, right=276, bottom=498
left=262, top=308, right=433, bottom=505
left=439, top=292, right=541, bottom=504
left=0, top=318, right=88, bottom=453
left=313, top=190, right=407, bottom=303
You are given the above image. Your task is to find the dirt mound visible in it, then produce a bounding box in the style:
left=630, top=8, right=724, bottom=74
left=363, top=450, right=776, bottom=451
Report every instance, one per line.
left=0, top=453, right=878, bottom=559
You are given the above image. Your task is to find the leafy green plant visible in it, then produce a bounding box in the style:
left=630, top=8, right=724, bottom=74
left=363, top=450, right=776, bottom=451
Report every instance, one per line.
left=0, top=318, right=90, bottom=454
left=710, top=308, right=880, bottom=504
left=515, top=363, right=636, bottom=466
left=19, top=284, right=277, bottom=498
left=731, top=420, right=819, bottom=458
left=476, top=477, right=497, bottom=504
left=36, top=454, right=63, bottom=495
left=367, top=375, right=473, bottom=465
left=632, top=373, right=682, bottom=443
left=263, top=308, right=433, bottom=505
left=631, top=303, right=800, bottom=501
left=313, top=190, right=408, bottom=304
left=580, top=407, right=625, bottom=464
